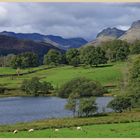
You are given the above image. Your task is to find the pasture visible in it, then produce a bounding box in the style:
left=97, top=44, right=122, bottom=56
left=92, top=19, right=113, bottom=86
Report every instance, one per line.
left=0, top=62, right=125, bottom=89
left=0, top=122, right=139, bottom=138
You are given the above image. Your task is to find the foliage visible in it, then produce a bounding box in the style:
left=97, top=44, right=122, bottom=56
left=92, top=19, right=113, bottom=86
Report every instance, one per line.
left=43, top=49, right=62, bottom=66
left=78, top=97, right=97, bottom=117
left=11, top=52, right=39, bottom=69
left=80, top=46, right=107, bottom=66
left=65, top=93, right=79, bottom=117
left=127, top=55, right=140, bottom=107
left=58, top=77, right=105, bottom=98
left=130, top=40, right=140, bottom=54
left=0, top=86, right=5, bottom=94
left=129, top=55, right=140, bottom=84
left=66, top=48, right=80, bottom=67
left=107, top=96, right=132, bottom=113
left=21, top=77, right=53, bottom=96
left=102, top=40, right=130, bottom=62
left=0, top=54, right=16, bottom=67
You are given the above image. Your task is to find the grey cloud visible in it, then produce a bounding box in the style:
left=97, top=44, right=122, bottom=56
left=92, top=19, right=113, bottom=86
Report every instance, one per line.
left=0, top=2, right=140, bottom=40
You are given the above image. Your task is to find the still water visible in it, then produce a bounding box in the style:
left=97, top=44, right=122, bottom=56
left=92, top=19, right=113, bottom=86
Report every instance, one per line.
left=0, top=96, right=113, bottom=124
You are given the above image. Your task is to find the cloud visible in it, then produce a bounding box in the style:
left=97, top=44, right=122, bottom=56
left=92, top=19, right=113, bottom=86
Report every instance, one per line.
left=0, top=2, right=140, bottom=40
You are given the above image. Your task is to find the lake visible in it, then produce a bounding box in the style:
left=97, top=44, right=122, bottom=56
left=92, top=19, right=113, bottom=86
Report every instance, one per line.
left=0, top=96, right=113, bottom=124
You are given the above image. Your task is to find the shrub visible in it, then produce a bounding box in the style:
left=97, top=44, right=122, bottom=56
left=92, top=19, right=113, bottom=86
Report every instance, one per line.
left=107, top=96, right=132, bottom=113
left=58, top=77, right=105, bottom=98
left=21, top=77, right=53, bottom=96
left=78, top=97, right=97, bottom=117
left=0, top=86, right=5, bottom=94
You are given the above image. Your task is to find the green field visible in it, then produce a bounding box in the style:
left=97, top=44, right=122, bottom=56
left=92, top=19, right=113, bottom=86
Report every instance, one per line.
left=0, top=65, right=48, bottom=75
left=0, top=122, right=139, bottom=138
left=0, top=62, right=125, bottom=89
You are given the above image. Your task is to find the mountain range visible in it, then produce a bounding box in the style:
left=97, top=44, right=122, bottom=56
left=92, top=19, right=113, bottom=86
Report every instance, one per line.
left=0, top=19, right=140, bottom=57
left=86, top=20, right=140, bottom=46
left=0, top=35, right=61, bottom=58
left=0, top=31, right=88, bottom=50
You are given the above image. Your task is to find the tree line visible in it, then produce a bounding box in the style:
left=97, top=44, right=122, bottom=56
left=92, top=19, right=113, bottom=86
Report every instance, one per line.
left=108, top=55, right=140, bottom=112
left=0, top=39, right=140, bottom=69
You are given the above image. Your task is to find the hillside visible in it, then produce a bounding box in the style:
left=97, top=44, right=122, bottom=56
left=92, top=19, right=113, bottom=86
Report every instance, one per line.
left=0, top=35, right=61, bottom=58
left=120, top=20, right=140, bottom=42
left=0, top=62, right=124, bottom=89
left=0, top=31, right=88, bottom=49
left=86, top=27, right=125, bottom=46
left=84, top=19, right=140, bottom=47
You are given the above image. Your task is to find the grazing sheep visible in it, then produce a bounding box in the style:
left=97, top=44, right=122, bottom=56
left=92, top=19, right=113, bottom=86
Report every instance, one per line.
left=13, top=129, right=18, bottom=134
left=77, top=126, right=82, bottom=130
left=28, top=129, right=34, bottom=132
left=54, top=129, right=59, bottom=132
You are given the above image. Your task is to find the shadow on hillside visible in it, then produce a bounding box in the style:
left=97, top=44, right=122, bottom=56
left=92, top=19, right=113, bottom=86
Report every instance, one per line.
left=95, top=64, right=113, bottom=68
left=81, top=64, right=114, bottom=69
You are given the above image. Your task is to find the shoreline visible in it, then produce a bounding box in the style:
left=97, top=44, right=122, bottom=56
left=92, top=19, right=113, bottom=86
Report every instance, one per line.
left=0, top=109, right=139, bottom=132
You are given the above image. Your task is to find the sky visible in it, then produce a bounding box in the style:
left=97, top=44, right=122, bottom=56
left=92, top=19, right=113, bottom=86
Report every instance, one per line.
left=0, top=2, right=140, bottom=41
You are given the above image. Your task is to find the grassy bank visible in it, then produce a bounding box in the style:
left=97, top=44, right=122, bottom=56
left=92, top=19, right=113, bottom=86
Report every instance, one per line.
left=0, top=122, right=139, bottom=138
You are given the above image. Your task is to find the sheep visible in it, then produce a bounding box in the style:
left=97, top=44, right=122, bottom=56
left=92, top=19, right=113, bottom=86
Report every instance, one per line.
left=76, top=126, right=82, bottom=130
left=13, top=129, right=18, bottom=134
left=28, top=129, right=34, bottom=132
left=54, top=129, right=59, bottom=132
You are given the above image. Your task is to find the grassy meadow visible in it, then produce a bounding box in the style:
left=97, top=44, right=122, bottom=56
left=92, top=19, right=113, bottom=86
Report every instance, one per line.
left=0, top=62, right=125, bottom=89
left=0, top=122, right=139, bottom=138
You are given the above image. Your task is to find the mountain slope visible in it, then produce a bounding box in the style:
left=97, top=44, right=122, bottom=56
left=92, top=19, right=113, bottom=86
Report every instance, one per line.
left=120, top=20, right=140, bottom=43
left=0, top=35, right=61, bottom=58
left=0, top=31, right=88, bottom=49
left=86, top=27, right=125, bottom=46
left=96, top=27, right=125, bottom=38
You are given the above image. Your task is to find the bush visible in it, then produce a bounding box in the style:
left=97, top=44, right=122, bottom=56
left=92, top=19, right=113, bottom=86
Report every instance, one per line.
left=21, top=77, right=53, bottom=96
left=58, top=77, right=105, bottom=98
left=107, top=96, right=132, bottom=113
left=130, top=40, right=140, bottom=54
left=78, top=97, right=97, bottom=117
left=0, top=86, right=5, bottom=94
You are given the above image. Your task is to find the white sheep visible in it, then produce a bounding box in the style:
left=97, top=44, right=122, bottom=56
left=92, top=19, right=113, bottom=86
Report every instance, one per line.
left=13, top=129, right=18, bottom=134
left=77, top=126, right=82, bottom=130
left=54, top=129, right=59, bottom=132
left=28, top=129, right=34, bottom=132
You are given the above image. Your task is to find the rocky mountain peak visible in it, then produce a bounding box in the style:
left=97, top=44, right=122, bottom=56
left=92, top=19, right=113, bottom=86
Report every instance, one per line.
left=96, top=27, right=125, bottom=38
left=131, top=20, right=140, bottom=29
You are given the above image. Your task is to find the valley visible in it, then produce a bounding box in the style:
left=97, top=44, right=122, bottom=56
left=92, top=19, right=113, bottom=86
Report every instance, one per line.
left=0, top=4, right=140, bottom=137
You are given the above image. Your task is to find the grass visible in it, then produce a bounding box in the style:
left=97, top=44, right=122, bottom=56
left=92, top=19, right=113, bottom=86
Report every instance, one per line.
left=0, top=65, right=48, bottom=75
left=0, top=62, right=125, bottom=89
left=0, top=122, right=139, bottom=138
